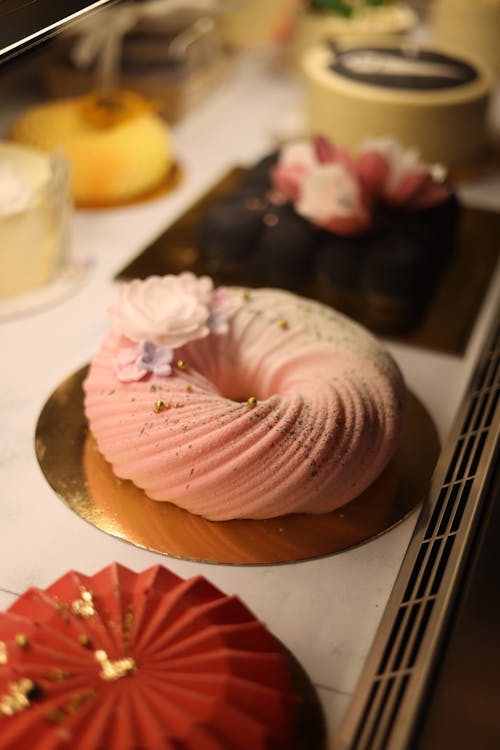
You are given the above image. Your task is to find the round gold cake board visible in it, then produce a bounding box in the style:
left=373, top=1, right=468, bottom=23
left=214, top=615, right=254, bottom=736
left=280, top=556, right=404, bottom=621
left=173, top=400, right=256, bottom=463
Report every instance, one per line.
left=35, top=366, right=440, bottom=565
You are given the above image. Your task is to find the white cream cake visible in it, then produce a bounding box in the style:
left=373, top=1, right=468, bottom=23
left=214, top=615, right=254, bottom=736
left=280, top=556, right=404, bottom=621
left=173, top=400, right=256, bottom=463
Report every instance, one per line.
left=0, top=142, right=70, bottom=301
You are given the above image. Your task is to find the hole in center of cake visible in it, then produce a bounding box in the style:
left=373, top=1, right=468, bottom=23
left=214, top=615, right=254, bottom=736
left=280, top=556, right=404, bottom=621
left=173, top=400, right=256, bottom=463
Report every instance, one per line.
left=215, top=369, right=275, bottom=403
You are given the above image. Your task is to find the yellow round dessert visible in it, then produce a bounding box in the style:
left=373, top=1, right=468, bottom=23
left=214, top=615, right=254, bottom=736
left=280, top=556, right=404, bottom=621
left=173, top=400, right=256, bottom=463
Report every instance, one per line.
left=0, top=141, right=70, bottom=301
left=9, top=91, right=174, bottom=208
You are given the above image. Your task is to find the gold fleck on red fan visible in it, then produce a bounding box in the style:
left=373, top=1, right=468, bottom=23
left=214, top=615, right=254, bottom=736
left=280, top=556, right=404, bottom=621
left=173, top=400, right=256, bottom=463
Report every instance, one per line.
left=0, top=564, right=299, bottom=749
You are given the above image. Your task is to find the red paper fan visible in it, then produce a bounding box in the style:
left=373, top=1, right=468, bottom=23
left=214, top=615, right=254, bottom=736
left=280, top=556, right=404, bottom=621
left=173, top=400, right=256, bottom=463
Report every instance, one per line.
left=0, top=564, right=297, bottom=750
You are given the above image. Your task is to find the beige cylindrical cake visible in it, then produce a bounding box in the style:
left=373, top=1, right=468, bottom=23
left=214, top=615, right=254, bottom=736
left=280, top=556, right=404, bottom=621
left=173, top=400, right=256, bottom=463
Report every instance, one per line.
left=431, top=0, right=500, bottom=76
left=0, top=141, right=70, bottom=301
left=302, top=42, right=492, bottom=166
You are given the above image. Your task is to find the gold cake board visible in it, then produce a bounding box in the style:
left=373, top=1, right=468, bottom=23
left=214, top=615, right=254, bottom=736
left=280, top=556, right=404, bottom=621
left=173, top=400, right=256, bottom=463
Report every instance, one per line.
left=35, top=366, right=440, bottom=566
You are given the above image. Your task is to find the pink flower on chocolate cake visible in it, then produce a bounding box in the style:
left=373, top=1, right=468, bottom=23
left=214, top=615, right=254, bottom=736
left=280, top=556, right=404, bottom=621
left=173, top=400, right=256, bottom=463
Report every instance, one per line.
left=271, top=140, right=319, bottom=201
left=358, top=137, right=451, bottom=209
left=296, top=161, right=371, bottom=235
left=272, top=135, right=371, bottom=235
left=271, top=135, right=451, bottom=236
left=271, top=134, right=355, bottom=201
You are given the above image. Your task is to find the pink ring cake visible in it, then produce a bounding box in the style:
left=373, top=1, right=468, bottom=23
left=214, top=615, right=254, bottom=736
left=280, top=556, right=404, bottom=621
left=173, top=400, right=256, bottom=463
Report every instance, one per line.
left=83, top=276, right=405, bottom=521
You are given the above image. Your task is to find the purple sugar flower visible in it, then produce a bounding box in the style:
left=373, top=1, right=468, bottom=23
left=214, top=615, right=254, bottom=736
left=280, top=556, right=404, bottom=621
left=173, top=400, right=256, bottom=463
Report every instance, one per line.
left=137, top=340, right=174, bottom=377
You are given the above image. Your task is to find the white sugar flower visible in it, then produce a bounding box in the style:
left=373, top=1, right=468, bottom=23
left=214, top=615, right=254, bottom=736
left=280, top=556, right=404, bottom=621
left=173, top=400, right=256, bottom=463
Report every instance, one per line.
left=296, top=163, right=370, bottom=234
left=109, top=272, right=232, bottom=349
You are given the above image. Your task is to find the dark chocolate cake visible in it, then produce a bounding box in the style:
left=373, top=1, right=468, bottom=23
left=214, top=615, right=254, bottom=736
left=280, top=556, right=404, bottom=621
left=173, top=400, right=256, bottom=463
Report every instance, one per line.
left=198, top=137, right=460, bottom=334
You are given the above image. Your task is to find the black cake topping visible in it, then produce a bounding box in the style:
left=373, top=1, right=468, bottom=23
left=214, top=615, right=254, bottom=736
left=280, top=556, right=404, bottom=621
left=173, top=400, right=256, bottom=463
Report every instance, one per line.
left=328, top=46, right=478, bottom=90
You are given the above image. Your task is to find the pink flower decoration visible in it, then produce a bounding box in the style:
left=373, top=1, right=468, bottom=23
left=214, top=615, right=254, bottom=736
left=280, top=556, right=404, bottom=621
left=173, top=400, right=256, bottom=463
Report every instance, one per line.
left=296, top=162, right=372, bottom=235
left=314, top=135, right=357, bottom=172
left=271, top=136, right=451, bottom=237
left=271, top=135, right=372, bottom=235
left=271, top=140, right=318, bottom=201
left=208, top=286, right=231, bottom=335
left=314, top=134, right=336, bottom=165
left=355, top=149, right=390, bottom=198
left=358, top=138, right=451, bottom=209
left=113, top=344, right=148, bottom=383
left=271, top=134, right=356, bottom=203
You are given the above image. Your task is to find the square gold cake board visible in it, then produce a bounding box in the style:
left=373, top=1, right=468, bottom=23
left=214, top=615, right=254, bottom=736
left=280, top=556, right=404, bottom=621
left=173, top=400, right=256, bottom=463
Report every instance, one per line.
left=116, top=168, right=500, bottom=356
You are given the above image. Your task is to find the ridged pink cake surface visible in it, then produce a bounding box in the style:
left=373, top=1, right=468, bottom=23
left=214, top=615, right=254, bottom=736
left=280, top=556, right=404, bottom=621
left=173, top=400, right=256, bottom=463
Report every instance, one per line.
left=84, top=286, right=405, bottom=520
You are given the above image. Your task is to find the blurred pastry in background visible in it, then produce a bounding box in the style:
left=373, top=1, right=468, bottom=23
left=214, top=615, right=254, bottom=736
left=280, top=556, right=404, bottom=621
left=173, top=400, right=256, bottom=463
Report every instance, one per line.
left=41, top=1, right=229, bottom=123
left=217, top=0, right=297, bottom=48
left=0, top=142, right=70, bottom=301
left=302, top=41, right=493, bottom=167
left=430, top=0, right=500, bottom=78
left=291, top=0, right=418, bottom=65
left=9, top=91, right=175, bottom=208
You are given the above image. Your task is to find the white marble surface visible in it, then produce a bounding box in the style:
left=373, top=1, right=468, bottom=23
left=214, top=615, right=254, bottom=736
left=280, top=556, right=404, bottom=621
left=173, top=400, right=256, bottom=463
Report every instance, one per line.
left=0, top=48, right=499, bottom=748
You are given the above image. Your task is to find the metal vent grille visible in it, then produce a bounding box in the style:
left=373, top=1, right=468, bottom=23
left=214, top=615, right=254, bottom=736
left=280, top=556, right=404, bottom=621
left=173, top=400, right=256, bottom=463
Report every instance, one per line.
left=335, top=312, right=500, bottom=750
